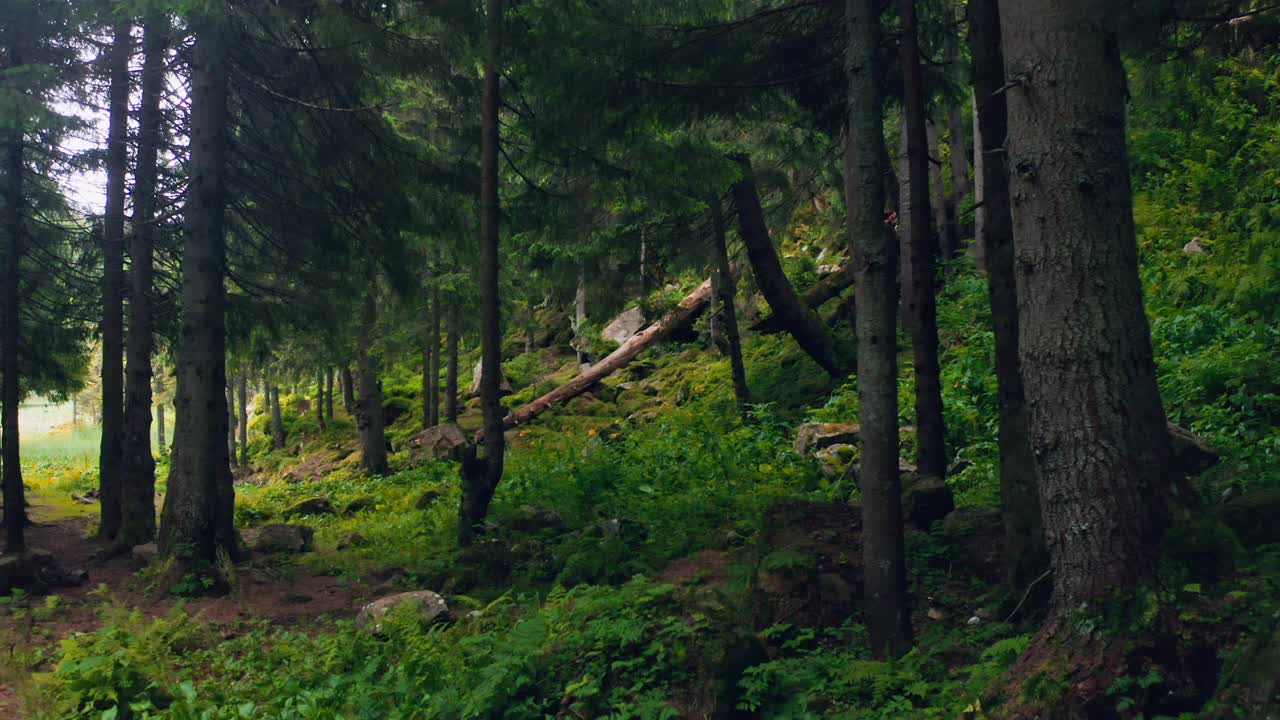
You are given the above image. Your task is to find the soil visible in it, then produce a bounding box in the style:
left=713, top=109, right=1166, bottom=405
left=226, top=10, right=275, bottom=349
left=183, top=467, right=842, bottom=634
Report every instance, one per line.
left=0, top=499, right=377, bottom=719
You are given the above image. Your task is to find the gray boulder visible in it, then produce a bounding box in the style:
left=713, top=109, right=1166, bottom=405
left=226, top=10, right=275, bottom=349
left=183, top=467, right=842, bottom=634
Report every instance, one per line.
left=409, top=423, right=469, bottom=463
left=467, top=359, right=513, bottom=397
left=602, top=306, right=646, bottom=345
left=794, top=423, right=861, bottom=456
left=356, top=590, right=449, bottom=634
left=253, top=524, right=315, bottom=554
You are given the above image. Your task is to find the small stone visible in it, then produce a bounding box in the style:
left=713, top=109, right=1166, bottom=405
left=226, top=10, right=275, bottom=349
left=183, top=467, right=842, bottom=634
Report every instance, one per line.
left=65, top=569, right=89, bottom=586
left=927, top=607, right=945, bottom=621
left=967, top=615, right=981, bottom=626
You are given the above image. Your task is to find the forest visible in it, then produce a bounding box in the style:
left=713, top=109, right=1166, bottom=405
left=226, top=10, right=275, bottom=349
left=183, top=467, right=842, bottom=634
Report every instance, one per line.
left=0, top=0, right=1278, bottom=718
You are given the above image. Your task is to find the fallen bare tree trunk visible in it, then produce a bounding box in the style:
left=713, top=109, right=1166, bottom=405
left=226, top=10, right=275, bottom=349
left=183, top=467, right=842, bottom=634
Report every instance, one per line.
left=751, top=261, right=855, bottom=334
left=500, top=276, right=715, bottom=432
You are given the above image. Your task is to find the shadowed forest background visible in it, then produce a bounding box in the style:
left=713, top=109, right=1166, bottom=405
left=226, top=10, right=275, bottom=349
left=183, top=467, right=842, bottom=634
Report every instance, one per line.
left=0, top=0, right=1278, bottom=718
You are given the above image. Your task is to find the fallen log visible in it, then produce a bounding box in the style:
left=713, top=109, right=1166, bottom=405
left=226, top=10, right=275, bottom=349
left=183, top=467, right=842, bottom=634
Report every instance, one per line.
left=750, top=260, right=855, bottom=334
left=500, top=276, right=715, bottom=432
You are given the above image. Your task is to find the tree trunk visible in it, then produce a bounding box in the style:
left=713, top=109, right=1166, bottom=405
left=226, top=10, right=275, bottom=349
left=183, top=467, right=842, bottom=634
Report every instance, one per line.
left=948, top=105, right=970, bottom=210
left=505, top=275, right=716, bottom=431
left=927, top=121, right=959, bottom=271
left=969, top=0, right=1047, bottom=595
left=341, top=366, right=355, bottom=415
left=315, top=371, right=327, bottom=431
left=733, top=156, right=844, bottom=378
left=155, top=403, right=165, bottom=455
left=461, top=0, right=507, bottom=545
left=972, top=93, right=987, bottom=271
left=749, top=262, right=855, bottom=334
left=1001, top=0, right=1173, bottom=610
left=709, top=195, right=751, bottom=418
left=847, top=0, right=911, bottom=659
left=157, top=12, right=239, bottom=568
left=899, top=0, right=948, bottom=480
left=324, top=367, right=334, bottom=420
left=430, top=285, right=442, bottom=426
left=356, top=294, right=389, bottom=475
left=98, top=17, right=131, bottom=542
left=445, top=310, right=459, bottom=422
left=573, top=264, right=589, bottom=367
left=120, top=15, right=167, bottom=548
left=226, top=383, right=238, bottom=467
left=1, top=41, right=26, bottom=553
left=269, top=384, right=286, bottom=450
left=237, top=374, right=248, bottom=466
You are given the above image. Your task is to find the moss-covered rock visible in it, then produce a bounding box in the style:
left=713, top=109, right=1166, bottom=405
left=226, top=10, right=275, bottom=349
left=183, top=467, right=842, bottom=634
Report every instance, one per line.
left=281, top=496, right=335, bottom=519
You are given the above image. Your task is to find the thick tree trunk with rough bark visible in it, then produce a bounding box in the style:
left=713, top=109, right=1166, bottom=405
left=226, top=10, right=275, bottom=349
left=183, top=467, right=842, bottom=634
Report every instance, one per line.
left=969, top=0, right=1047, bottom=594
left=445, top=311, right=459, bottom=422
left=2, top=42, right=25, bottom=552
left=341, top=366, right=355, bottom=415
left=733, top=156, right=844, bottom=378
left=847, top=0, right=911, bottom=659
left=1001, top=0, right=1173, bottom=609
left=98, top=18, right=131, bottom=541
left=709, top=195, right=751, bottom=418
left=504, top=276, right=716, bottom=431
left=899, top=0, right=948, bottom=479
left=356, top=294, right=389, bottom=475
left=120, top=15, right=168, bottom=548
left=157, top=13, right=239, bottom=567
left=461, top=0, right=507, bottom=545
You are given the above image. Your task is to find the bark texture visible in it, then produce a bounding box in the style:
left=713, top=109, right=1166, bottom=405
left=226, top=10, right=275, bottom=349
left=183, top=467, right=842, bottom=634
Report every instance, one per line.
left=1, top=42, right=25, bottom=552
left=315, top=372, right=327, bottom=431
left=98, top=18, right=131, bottom=541
left=237, top=374, right=248, bottom=466
left=226, top=384, right=238, bottom=467
left=445, top=310, right=459, bottom=422
left=733, top=156, right=844, bottom=378
left=324, top=367, right=334, bottom=420
left=847, top=0, right=912, bottom=659
left=157, top=13, right=239, bottom=566
left=461, top=0, right=507, bottom=545
left=120, top=15, right=168, bottom=547
left=341, top=366, right=355, bottom=414
left=969, top=0, right=1047, bottom=593
left=269, top=384, right=285, bottom=450
left=709, top=195, right=751, bottom=417
left=899, top=0, right=948, bottom=479
left=356, top=294, right=389, bottom=475
left=1001, top=0, right=1173, bottom=608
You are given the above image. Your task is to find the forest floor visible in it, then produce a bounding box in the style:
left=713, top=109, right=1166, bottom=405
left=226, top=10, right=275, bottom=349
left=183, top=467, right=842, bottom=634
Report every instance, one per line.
left=0, top=484, right=377, bottom=717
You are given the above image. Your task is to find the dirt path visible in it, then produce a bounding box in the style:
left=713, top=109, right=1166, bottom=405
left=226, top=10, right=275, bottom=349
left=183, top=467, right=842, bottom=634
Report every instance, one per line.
left=0, top=501, right=377, bottom=719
